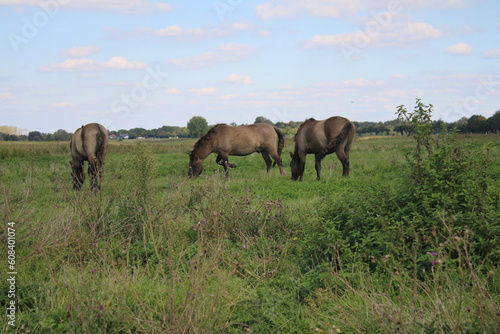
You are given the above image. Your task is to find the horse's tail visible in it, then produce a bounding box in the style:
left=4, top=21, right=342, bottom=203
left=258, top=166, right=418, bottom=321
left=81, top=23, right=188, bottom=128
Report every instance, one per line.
left=81, top=124, right=107, bottom=160
left=321, top=120, right=355, bottom=155
left=274, top=126, right=284, bottom=156
left=272, top=126, right=285, bottom=167
left=95, top=125, right=107, bottom=161
left=344, top=121, right=355, bottom=153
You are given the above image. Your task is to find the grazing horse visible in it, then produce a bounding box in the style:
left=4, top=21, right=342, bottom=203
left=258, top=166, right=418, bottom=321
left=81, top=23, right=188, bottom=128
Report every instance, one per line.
left=70, top=123, right=109, bottom=190
left=290, top=116, right=355, bottom=181
left=188, top=123, right=285, bottom=178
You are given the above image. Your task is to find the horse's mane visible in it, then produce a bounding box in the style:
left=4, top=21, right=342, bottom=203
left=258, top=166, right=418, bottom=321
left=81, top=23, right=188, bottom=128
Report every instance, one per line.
left=190, top=123, right=227, bottom=159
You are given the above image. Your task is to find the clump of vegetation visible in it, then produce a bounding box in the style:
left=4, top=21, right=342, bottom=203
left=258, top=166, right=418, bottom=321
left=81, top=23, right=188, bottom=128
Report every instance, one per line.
left=300, top=99, right=499, bottom=332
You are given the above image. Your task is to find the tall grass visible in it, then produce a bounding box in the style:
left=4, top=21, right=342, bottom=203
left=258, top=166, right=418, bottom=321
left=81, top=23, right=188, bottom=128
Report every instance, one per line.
left=0, top=133, right=498, bottom=333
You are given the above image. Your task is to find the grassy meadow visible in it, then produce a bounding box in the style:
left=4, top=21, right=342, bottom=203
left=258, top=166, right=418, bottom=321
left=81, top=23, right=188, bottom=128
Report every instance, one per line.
left=1, top=134, right=499, bottom=333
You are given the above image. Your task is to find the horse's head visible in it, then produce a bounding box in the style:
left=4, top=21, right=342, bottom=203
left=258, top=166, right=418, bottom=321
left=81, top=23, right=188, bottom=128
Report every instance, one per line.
left=289, top=152, right=302, bottom=181
left=188, top=154, right=203, bottom=178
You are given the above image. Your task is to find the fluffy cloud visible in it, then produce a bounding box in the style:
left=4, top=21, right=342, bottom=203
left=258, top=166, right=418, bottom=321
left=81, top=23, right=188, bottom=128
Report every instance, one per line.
left=0, top=0, right=173, bottom=14
left=168, top=44, right=259, bottom=70
left=188, top=87, right=218, bottom=95
left=61, top=45, right=100, bottom=58
left=303, top=21, right=442, bottom=51
left=128, top=21, right=257, bottom=41
left=133, top=25, right=229, bottom=40
left=256, top=0, right=470, bottom=20
left=0, top=92, right=15, bottom=100
left=482, top=49, right=500, bottom=59
left=445, top=42, right=473, bottom=55
left=39, top=56, right=147, bottom=72
left=224, top=73, right=253, bottom=84
left=256, top=0, right=364, bottom=19
left=51, top=102, right=75, bottom=108
left=165, top=88, right=182, bottom=95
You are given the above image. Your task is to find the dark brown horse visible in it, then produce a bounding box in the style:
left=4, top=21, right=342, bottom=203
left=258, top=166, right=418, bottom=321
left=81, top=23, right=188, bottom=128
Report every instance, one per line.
left=188, top=123, right=285, bottom=178
left=290, top=116, right=355, bottom=181
left=70, top=123, right=109, bottom=190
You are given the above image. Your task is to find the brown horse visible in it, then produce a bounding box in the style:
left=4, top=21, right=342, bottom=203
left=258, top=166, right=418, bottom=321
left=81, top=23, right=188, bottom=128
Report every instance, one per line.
left=70, top=123, right=109, bottom=190
left=290, top=116, right=355, bottom=181
left=188, top=123, right=285, bottom=178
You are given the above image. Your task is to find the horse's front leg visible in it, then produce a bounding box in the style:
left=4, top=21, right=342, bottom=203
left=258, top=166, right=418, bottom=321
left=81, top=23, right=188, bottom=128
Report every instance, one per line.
left=217, top=155, right=237, bottom=168
left=217, top=154, right=232, bottom=178
left=314, top=153, right=325, bottom=181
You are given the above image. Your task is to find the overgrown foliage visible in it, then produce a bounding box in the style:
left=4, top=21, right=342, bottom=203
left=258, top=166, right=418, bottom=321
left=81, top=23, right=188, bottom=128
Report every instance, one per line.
left=0, top=119, right=498, bottom=333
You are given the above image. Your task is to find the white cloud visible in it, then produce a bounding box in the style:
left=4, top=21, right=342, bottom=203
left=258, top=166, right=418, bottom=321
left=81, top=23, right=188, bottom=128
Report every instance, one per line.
left=39, top=56, right=147, bottom=72
left=303, top=21, right=441, bottom=50
left=103, top=56, right=147, bottom=69
left=224, top=73, right=253, bottom=84
left=168, top=44, right=259, bottom=70
left=445, top=42, right=473, bottom=55
left=256, top=0, right=470, bottom=20
left=153, top=2, right=173, bottom=12
left=231, top=21, right=254, bottom=30
left=256, top=0, right=364, bottom=20
left=165, top=88, right=182, bottom=95
left=61, top=45, right=100, bottom=58
left=0, top=0, right=174, bottom=14
left=189, top=87, right=218, bottom=95
left=133, top=25, right=229, bottom=40
left=0, top=92, right=15, bottom=100
left=219, top=94, right=237, bottom=100
left=129, top=21, right=258, bottom=41
left=341, top=78, right=385, bottom=87
left=482, top=49, right=500, bottom=59
left=383, top=90, right=407, bottom=97
left=392, top=73, right=406, bottom=79
left=52, top=102, right=75, bottom=108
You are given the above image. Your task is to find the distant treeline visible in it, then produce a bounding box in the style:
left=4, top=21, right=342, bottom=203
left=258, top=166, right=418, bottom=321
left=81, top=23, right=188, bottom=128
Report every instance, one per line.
left=1, top=111, right=499, bottom=141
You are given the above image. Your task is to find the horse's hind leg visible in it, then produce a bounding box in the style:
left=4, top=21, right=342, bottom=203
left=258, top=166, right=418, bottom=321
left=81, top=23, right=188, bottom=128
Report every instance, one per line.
left=88, top=155, right=101, bottom=191
left=268, top=150, right=285, bottom=175
left=335, top=148, right=350, bottom=176
left=261, top=151, right=273, bottom=173
left=71, top=161, right=85, bottom=190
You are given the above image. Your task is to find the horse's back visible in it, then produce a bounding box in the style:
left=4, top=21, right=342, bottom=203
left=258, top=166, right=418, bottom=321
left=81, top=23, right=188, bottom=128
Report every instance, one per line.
left=71, top=123, right=108, bottom=161
left=216, top=123, right=278, bottom=155
left=324, top=116, right=352, bottom=137
left=296, top=117, right=353, bottom=153
left=295, top=119, right=327, bottom=153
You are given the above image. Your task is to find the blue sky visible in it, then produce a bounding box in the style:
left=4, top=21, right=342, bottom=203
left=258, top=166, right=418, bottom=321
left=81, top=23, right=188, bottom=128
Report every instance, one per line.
left=1, top=0, right=499, bottom=133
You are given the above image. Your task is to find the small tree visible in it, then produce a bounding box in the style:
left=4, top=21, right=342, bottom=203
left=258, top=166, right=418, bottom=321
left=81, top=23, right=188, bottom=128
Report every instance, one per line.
left=254, top=116, right=273, bottom=125
left=187, top=116, right=209, bottom=138
left=396, top=98, right=433, bottom=182
left=28, top=131, right=43, bottom=141
left=467, top=115, right=488, bottom=133
left=53, top=129, right=71, bottom=141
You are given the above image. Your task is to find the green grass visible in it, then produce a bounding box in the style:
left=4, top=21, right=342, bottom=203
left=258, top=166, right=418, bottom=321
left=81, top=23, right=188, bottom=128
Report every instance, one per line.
left=0, top=135, right=499, bottom=333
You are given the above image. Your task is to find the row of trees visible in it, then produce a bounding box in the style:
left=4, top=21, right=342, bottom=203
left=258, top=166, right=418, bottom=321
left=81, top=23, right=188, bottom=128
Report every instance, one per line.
left=1, top=111, right=499, bottom=141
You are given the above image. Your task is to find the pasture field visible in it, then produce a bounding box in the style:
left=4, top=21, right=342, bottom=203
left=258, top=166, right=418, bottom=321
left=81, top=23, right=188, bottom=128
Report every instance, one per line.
left=1, top=134, right=499, bottom=333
